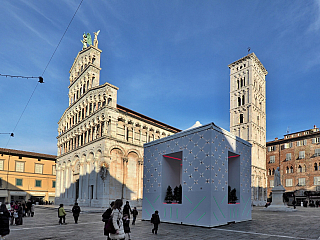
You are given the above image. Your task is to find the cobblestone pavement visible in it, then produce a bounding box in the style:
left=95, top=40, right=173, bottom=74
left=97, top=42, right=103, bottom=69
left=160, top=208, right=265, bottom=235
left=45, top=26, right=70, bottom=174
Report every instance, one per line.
left=5, top=206, right=320, bottom=240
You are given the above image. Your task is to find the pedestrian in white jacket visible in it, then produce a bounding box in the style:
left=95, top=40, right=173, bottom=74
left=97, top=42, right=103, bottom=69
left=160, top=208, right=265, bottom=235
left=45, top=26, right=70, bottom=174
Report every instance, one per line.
left=109, top=199, right=125, bottom=240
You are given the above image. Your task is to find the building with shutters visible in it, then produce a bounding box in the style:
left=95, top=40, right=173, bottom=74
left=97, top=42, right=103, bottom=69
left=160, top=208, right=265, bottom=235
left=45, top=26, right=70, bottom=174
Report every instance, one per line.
left=0, top=148, right=56, bottom=203
left=55, top=33, right=180, bottom=207
left=266, top=125, right=320, bottom=205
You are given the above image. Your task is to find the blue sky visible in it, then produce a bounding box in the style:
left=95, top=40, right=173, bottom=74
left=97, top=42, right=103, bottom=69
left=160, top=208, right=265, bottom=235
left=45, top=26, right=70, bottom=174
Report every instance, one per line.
left=1, top=0, right=320, bottom=155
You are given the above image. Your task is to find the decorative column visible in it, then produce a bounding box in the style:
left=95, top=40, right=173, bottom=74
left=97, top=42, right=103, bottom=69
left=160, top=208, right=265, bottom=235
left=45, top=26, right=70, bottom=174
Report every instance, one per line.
left=79, top=164, right=83, bottom=199
left=56, top=168, right=61, bottom=197
left=124, top=124, right=127, bottom=141
left=138, top=159, right=143, bottom=201
left=61, top=169, right=65, bottom=198
left=93, top=161, right=98, bottom=199
left=122, top=157, right=128, bottom=200
left=86, top=163, right=90, bottom=199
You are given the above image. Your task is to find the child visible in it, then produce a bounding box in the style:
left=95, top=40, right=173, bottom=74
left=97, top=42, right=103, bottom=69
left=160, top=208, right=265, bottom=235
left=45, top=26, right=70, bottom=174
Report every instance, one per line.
left=151, top=210, right=160, bottom=235
left=30, top=204, right=35, bottom=217
left=123, top=214, right=131, bottom=240
left=58, top=204, right=66, bottom=225
left=132, top=207, right=138, bottom=225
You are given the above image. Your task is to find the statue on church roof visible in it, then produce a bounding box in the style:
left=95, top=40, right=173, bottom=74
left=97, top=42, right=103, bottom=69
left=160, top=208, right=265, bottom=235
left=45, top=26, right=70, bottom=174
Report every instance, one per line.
left=93, top=30, right=100, bottom=48
left=86, top=33, right=92, bottom=46
left=81, top=32, right=87, bottom=50
left=81, top=32, right=93, bottom=50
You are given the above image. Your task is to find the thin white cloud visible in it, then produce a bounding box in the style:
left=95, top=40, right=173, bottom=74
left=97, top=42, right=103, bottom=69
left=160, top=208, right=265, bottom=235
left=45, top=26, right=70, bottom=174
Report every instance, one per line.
left=308, top=0, right=320, bottom=32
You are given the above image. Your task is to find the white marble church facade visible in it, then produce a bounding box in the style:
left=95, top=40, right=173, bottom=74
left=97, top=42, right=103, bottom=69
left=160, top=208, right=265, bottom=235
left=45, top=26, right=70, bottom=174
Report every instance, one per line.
left=55, top=33, right=180, bottom=207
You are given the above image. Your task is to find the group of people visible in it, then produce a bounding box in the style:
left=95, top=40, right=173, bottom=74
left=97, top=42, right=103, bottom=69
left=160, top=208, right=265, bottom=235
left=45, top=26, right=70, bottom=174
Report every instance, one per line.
left=0, top=199, right=37, bottom=240
left=7, top=200, right=35, bottom=226
left=57, top=203, right=81, bottom=225
left=101, top=200, right=160, bottom=240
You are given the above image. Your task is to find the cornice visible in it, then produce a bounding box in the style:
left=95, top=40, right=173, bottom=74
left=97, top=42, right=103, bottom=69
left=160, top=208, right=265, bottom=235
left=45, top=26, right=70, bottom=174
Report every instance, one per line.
left=228, top=52, right=268, bottom=76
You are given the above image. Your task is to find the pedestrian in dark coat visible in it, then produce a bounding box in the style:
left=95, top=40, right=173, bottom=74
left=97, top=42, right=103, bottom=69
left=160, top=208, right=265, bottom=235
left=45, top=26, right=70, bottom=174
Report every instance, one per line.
left=71, top=202, right=81, bottom=224
left=16, top=202, right=23, bottom=225
left=26, top=200, right=32, bottom=217
left=0, top=204, right=10, bottom=239
left=123, top=214, right=131, bottom=240
left=132, top=207, right=138, bottom=225
left=151, top=210, right=160, bottom=235
left=102, top=201, right=114, bottom=239
left=123, top=201, right=132, bottom=220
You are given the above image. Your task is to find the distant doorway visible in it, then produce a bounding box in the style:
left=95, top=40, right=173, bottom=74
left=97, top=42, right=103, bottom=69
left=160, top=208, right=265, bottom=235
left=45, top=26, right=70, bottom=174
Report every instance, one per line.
left=75, top=179, right=79, bottom=201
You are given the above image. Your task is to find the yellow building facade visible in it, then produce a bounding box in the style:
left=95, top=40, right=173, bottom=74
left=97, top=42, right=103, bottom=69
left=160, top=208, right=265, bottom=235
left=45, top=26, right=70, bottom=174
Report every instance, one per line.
left=0, top=148, right=56, bottom=203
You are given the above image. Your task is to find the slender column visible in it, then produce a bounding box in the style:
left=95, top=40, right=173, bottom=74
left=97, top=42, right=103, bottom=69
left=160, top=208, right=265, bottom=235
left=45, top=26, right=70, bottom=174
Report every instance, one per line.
left=56, top=169, right=61, bottom=197
left=93, top=162, right=97, bottom=199
left=86, top=163, right=90, bottom=199
left=79, top=164, right=83, bottom=199
left=124, top=125, right=127, bottom=141
left=122, top=157, right=128, bottom=200
left=65, top=167, right=70, bottom=198
left=61, top=169, right=65, bottom=198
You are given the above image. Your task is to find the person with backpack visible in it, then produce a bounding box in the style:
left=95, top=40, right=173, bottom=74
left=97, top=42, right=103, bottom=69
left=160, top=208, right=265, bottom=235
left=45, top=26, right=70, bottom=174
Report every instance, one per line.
left=109, top=199, right=125, bottom=240
left=102, top=201, right=114, bottom=239
left=151, top=210, right=160, bottom=235
left=58, top=204, right=66, bottom=225
left=71, top=202, right=81, bottom=224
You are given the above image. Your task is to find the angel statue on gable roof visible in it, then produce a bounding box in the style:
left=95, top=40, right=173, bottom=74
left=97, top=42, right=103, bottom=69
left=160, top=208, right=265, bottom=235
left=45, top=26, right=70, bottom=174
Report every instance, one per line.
left=81, top=32, right=87, bottom=49
left=86, top=33, right=92, bottom=46
left=93, top=30, right=100, bottom=47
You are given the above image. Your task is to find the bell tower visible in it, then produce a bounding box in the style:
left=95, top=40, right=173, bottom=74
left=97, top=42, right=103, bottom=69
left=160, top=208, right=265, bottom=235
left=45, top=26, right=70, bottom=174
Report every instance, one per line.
left=229, top=52, right=268, bottom=205
left=68, top=43, right=102, bottom=106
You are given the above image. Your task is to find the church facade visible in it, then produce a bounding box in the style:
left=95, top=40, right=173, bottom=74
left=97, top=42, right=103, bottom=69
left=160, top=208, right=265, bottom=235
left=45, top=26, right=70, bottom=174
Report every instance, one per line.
left=55, top=33, right=180, bottom=207
left=229, top=53, right=267, bottom=206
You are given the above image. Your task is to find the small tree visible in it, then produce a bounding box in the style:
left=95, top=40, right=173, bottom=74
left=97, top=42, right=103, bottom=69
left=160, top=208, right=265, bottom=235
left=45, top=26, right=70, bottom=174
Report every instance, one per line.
left=165, top=185, right=173, bottom=203
left=173, top=185, right=182, bottom=203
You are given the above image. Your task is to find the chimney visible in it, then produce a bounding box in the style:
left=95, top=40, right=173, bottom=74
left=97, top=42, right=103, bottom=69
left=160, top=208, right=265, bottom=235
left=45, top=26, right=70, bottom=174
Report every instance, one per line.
left=275, top=137, right=278, bottom=140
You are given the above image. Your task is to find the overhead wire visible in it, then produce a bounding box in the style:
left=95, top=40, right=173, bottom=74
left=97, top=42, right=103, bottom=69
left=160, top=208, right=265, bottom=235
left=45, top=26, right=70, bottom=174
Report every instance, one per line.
left=4, top=0, right=84, bottom=149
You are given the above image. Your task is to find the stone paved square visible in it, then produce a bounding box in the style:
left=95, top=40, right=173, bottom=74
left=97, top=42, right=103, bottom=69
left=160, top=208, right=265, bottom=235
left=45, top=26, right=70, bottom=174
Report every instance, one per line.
left=5, top=205, right=320, bottom=239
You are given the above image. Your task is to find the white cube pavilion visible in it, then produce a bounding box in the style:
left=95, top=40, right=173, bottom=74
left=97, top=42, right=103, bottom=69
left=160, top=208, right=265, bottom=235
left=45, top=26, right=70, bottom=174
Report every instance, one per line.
left=142, top=122, right=252, bottom=227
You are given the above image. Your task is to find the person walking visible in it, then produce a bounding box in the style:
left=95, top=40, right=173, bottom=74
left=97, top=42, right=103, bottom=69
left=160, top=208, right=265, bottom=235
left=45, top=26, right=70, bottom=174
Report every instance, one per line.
left=30, top=203, right=35, bottom=217
left=71, top=202, right=81, bottom=224
left=58, top=204, right=66, bottom=225
left=102, top=201, right=114, bottom=239
left=151, top=210, right=160, bottom=235
left=123, top=214, right=131, bottom=240
left=122, top=201, right=132, bottom=222
left=16, top=202, right=23, bottom=225
left=109, top=199, right=125, bottom=240
left=132, top=207, right=138, bottom=225
left=9, top=202, right=15, bottom=225
left=26, top=200, right=32, bottom=217
left=0, top=204, right=10, bottom=240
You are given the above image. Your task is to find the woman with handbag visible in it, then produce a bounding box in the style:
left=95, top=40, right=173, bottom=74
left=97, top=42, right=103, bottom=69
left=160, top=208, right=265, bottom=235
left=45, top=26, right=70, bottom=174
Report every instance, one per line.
left=108, top=199, right=125, bottom=240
